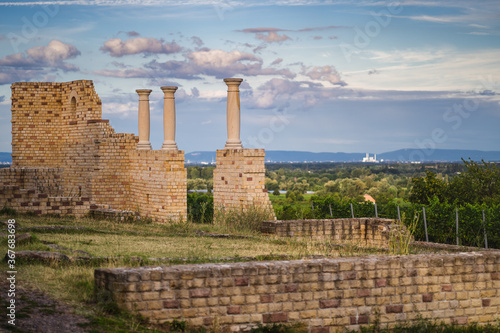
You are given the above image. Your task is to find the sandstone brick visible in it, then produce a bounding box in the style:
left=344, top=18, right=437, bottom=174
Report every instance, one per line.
left=262, top=312, right=288, bottom=323
left=319, top=299, right=340, bottom=308
left=190, top=288, right=210, bottom=298
left=227, top=306, right=241, bottom=314
left=386, top=305, right=403, bottom=313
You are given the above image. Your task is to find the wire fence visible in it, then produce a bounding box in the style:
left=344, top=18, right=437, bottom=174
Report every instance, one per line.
left=278, top=197, right=500, bottom=249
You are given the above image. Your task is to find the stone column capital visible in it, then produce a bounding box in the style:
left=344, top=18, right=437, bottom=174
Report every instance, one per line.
left=161, top=86, right=178, bottom=98
left=136, top=89, right=152, bottom=98
left=224, top=78, right=243, bottom=90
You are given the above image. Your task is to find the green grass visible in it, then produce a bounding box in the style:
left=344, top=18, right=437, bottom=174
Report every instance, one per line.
left=0, top=212, right=493, bottom=332
left=346, top=316, right=500, bottom=333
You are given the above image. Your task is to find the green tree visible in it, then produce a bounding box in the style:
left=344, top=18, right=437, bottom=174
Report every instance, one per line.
left=324, top=180, right=339, bottom=193
left=188, top=167, right=201, bottom=179
left=201, top=167, right=214, bottom=180
left=265, top=178, right=280, bottom=192
left=409, top=171, right=446, bottom=205
left=292, top=180, right=309, bottom=194
left=447, top=159, right=500, bottom=206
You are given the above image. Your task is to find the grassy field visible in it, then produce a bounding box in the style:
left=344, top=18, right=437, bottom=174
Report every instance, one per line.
left=0, top=212, right=497, bottom=332
left=1, top=212, right=391, bottom=332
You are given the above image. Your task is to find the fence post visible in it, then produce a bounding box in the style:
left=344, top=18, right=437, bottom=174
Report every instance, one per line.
left=455, top=208, right=459, bottom=246
left=423, top=207, right=429, bottom=242
left=397, top=205, right=401, bottom=221
left=482, top=209, right=488, bottom=249
left=375, top=203, right=378, bottom=218
left=329, top=204, right=333, bottom=217
left=350, top=203, right=354, bottom=218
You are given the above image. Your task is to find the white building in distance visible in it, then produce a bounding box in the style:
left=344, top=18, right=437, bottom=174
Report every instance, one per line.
left=362, top=153, right=380, bottom=163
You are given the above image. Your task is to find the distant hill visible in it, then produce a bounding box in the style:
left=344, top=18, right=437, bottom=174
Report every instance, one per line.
left=185, top=150, right=365, bottom=164
left=186, top=149, right=500, bottom=163
left=379, top=149, right=500, bottom=162
left=2, top=149, right=500, bottom=165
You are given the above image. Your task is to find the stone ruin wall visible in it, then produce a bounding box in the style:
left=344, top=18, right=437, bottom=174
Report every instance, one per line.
left=213, top=149, right=274, bottom=216
left=0, top=166, right=91, bottom=217
left=1, top=78, right=275, bottom=221
left=1, top=80, right=187, bottom=221
left=129, top=150, right=187, bottom=221
left=95, top=251, right=500, bottom=332
left=261, top=218, right=403, bottom=248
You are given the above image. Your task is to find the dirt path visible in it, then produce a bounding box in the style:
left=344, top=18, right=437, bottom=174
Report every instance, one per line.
left=0, top=276, right=90, bottom=333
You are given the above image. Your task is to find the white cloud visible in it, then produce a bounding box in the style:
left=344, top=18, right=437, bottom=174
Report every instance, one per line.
left=94, top=68, right=150, bottom=78
left=102, top=101, right=137, bottom=118
left=469, top=24, right=488, bottom=29
left=101, top=37, right=181, bottom=57
left=0, top=40, right=80, bottom=84
left=347, top=48, right=500, bottom=91
left=0, top=40, right=80, bottom=71
left=271, top=58, right=283, bottom=66
left=96, top=48, right=296, bottom=80
left=256, top=31, right=291, bottom=43
left=466, top=32, right=490, bottom=36
left=301, top=65, right=346, bottom=86
left=367, top=48, right=449, bottom=64
left=249, top=78, right=329, bottom=109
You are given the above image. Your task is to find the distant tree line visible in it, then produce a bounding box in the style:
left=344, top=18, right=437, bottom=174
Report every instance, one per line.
left=409, top=159, right=500, bottom=206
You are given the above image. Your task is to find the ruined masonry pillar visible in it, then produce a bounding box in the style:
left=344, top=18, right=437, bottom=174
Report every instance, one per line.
left=224, top=78, right=243, bottom=149
left=161, top=86, right=179, bottom=151
left=136, top=89, right=152, bottom=150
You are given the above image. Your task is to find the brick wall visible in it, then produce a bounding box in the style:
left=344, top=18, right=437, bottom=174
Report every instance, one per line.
left=4, top=80, right=187, bottom=221
left=129, top=150, right=187, bottom=222
left=0, top=167, right=64, bottom=195
left=261, top=218, right=402, bottom=248
left=11, top=80, right=111, bottom=196
left=91, top=132, right=138, bottom=208
left=95, top=251, right=500, bottom=331
left=213, top=149, right=275, bottom=218
left=0, top=186, right=90, bottom=217
left=0, top=167, right=90, bottom=217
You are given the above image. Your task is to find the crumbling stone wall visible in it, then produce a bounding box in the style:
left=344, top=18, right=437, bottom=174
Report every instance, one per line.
left=94, top=251, right=500, bottom=331
left=261, top=218, right=403, bottom=248
left=11, top=80, right=106, bottom=197
left=213, top=149, right=275, bottom=218
left=0, top=167, right=90, bottom=216
left=0, top=167, right=64, bottom=195
left=1, top=80, right=187, bottom=221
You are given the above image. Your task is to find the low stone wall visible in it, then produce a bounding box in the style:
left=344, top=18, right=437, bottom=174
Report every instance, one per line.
left=0, top=167, right=64, bottom=195
left=0, top=185, right=90, bottom=217
left=261, top=218, right=400, bottom=248
left=0, top=167, right=90, bottom=217
left=95, top=251, right=500, bottom=331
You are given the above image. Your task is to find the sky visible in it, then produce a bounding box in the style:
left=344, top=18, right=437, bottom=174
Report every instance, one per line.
left=0, top=0, right=499, bottom=158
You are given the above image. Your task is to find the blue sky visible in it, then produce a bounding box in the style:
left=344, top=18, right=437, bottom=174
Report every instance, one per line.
left=0, top=0, right=499, bottom=157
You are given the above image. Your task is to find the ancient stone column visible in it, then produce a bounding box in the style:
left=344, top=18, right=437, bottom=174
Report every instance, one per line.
left=136, top=89, right=152, bottom=150
left=224, top=78, right=243, bottom=149
left=161, top=86, right=179, bottom=151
